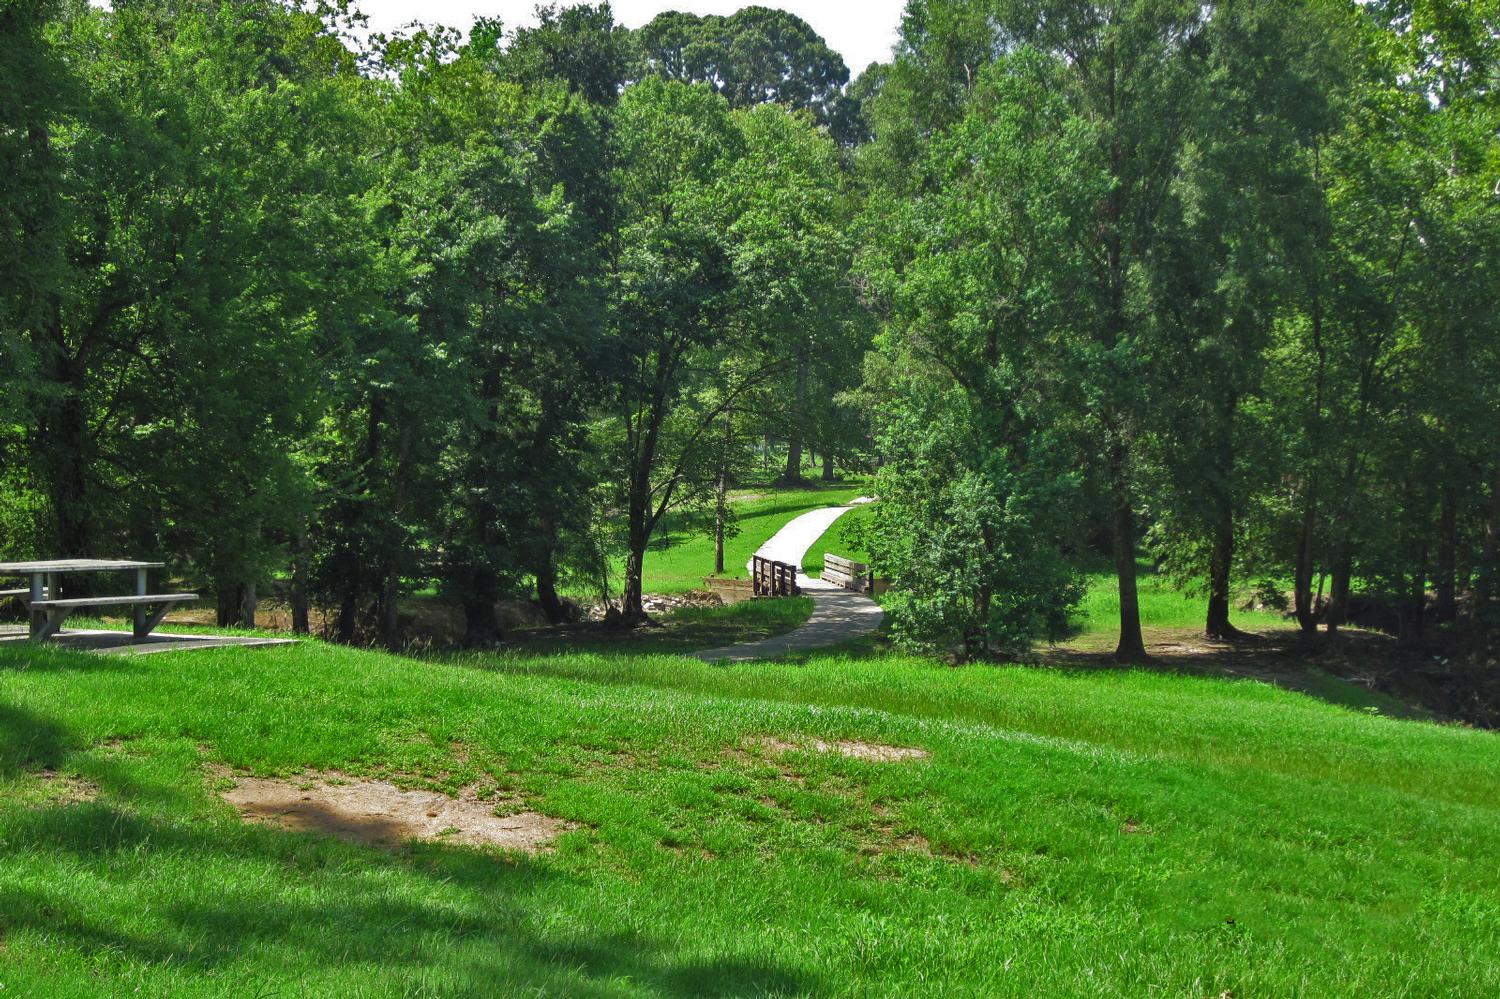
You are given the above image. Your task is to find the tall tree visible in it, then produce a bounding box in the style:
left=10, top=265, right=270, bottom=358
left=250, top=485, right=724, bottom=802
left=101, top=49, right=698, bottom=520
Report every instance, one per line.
left=858, top=50, right=1097, bottom=657
left=609, top=78, right=769, bottom=622
left=630, top=6, right=858, bottom=141
left=728, top=103, right=860, bottom=484
left=1143, top=0, right=1343, bottom=640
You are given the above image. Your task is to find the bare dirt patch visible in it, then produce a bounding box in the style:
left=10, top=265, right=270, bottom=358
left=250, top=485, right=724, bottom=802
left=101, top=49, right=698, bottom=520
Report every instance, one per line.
left=754, top=736, right=929, bottom=763
left=34, top=769, right=99, bottom=804
left=218, top=771, right=567, bottom=852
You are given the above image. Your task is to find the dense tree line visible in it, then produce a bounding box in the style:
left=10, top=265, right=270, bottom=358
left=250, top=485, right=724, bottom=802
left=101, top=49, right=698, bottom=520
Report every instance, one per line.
left=858, top=0, right=1500, bottom=658
left=2, top=0, right=1497, bottom=661
left=0, top=0, right=863, bottom=641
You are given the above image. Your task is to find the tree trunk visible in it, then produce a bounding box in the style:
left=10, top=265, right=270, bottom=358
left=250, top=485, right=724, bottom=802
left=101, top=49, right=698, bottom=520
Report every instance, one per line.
left=1298, top=279, right=1327, bottom=638
left=535, top=529, right=568, bottom=624
left=22, top=123, right=92, bottom=563
left=35, top=300, right=93, bottom=560
left=621, top=461, right=652, bottom=621
left=1109, top=442, right=1147, bottom=660
left=337, top=589, right=358, bottom=643
left=290, top=534, right=310, bottom=635
left=378, top=564, right=400, bottom=648
left=333, top=393, right=385, bottom=644
left=460, top=565, right=501, bottom=647
left=622, top=532, right=646, bottom=622
left=1326, top=545, right=1352, bottom=635
left=822, top=451, right=834, bottom=483
left=1205, top=508, right=1251, bottom=641
left=216, top=581, right=256, bottom=628
left=1436, top=486, right=1457, bottom=622
left=1481, top=460, right=1500, bottom=658
left=966, top=587, right=992, bottom=662
left=1293, top=479, right=1318, bottom=635
left=216, top=584, right=242, bottom=628
left=1204, top=393, right=1250, bottom=641
left=1398, top=545, right=1426, bottom=647
left=782, top=357, right=808, bottom=483
left=714, top=471, right=727, bottom=575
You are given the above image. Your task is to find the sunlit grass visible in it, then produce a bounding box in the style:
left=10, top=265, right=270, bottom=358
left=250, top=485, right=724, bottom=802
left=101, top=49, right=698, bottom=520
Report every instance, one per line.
left=0, top=635, right=1495, bottom=996
left=1071, top=562, right=1291, bottom=637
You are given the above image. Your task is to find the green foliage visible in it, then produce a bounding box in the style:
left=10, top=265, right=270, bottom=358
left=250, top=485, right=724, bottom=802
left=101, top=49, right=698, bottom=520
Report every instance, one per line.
left=856, top=50, right=1097, bottom=657
left=629, top=6, right=859, bottom=142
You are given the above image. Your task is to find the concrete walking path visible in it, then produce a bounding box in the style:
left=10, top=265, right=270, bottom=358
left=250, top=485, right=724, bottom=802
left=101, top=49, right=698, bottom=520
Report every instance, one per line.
left=694, top=499, right=883, bottom=662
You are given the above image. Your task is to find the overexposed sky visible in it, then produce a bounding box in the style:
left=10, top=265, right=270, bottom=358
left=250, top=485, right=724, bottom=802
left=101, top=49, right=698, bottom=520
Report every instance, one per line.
left=353, top=0, right=907, bottom=73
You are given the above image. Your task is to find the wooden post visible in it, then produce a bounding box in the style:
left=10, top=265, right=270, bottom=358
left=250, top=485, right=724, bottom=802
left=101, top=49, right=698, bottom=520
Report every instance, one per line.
left=46, top=573, right=59, bottom=634
left=133, top=568, right=148, bottom=639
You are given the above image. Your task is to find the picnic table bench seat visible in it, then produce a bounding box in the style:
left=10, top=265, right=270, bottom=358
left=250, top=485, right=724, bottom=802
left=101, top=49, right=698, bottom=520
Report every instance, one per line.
left=27, top=592, right=198, bottom=641
left=28, top=593, right=199, bottom=610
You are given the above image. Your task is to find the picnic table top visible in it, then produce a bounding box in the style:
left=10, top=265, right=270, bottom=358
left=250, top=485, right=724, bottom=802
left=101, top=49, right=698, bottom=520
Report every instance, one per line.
left=0, top=559, right=165, bottom=574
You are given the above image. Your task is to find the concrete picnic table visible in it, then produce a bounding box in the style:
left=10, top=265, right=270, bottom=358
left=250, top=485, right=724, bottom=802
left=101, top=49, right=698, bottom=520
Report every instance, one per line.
left=0, top=560, right=198, bottom=642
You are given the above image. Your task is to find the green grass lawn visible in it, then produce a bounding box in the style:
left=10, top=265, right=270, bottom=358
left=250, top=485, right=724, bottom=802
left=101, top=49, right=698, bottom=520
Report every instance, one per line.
left=801, top=501, right=876, bottom=576
left=1070, top=561, right=1291, bottom=640
left=2, top=636, right=1497, bottom=996
left=633, top=481, right=871, bottom=594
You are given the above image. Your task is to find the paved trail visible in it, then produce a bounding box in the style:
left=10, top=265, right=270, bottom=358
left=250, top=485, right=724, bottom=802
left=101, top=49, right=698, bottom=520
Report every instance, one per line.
left=694, top=500, right=883, bottom=663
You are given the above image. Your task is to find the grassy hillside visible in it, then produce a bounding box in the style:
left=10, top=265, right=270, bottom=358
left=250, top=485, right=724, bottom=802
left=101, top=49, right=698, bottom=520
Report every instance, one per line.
left=1, top=638, right=1496, bottom=996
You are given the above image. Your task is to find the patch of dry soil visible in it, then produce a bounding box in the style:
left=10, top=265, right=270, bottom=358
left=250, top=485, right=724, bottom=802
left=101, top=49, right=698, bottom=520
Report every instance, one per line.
left=219, top=771, right=567, bottom=852
left=35, top=769, right=99, bottom=804
left=756, top=737, right=929, bottom=763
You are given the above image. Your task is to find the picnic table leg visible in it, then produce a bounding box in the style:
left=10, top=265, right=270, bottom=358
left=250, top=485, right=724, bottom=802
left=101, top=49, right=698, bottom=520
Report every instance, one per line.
left=133, top=568, right=148, bottom=639
left=32, top=572, right=68, bottom=642
left=28, top=572, right=44, bottom=640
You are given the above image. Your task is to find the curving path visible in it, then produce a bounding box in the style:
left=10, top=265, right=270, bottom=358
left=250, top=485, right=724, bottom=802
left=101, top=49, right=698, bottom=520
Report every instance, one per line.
left=694, top=499, right=883, bottom=663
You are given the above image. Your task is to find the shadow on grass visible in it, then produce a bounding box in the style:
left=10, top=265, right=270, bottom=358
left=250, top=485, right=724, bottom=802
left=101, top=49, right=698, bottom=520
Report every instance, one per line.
left=0, top=702, right=68, bottom=776
left=489, top=598, right=817, bottom=658
left=0, top=640, right=143, bottom=674
left=0, top=707, right=822, bottom=997
left=1039, top=626, right=1439, bottom=722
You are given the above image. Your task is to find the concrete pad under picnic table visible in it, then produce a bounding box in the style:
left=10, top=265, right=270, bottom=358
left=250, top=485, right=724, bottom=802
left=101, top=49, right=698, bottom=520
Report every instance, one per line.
left=0, top=627, right=296, bottom=655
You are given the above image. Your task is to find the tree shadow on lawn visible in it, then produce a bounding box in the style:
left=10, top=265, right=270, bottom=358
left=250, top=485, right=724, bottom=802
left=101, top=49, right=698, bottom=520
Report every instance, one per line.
left=0, top=640, right=145, bottom=674
left=0, top=705, right=821, bottom=997
left=1038, top=626, right=1446, bottom=722
left=488, top=599, right=817, bottom=658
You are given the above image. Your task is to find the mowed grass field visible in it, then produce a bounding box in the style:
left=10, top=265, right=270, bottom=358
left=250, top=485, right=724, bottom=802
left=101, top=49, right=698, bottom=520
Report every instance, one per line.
left=2, top=637, right=1497, bottom=997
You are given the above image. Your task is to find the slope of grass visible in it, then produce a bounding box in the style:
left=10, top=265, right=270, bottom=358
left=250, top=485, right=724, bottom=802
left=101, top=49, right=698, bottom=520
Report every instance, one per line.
left=801, top=501, right=876, bottom=576
left=1, top=637, right=1497, bottom=997
left=634, top=481, right=871, bottom=594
